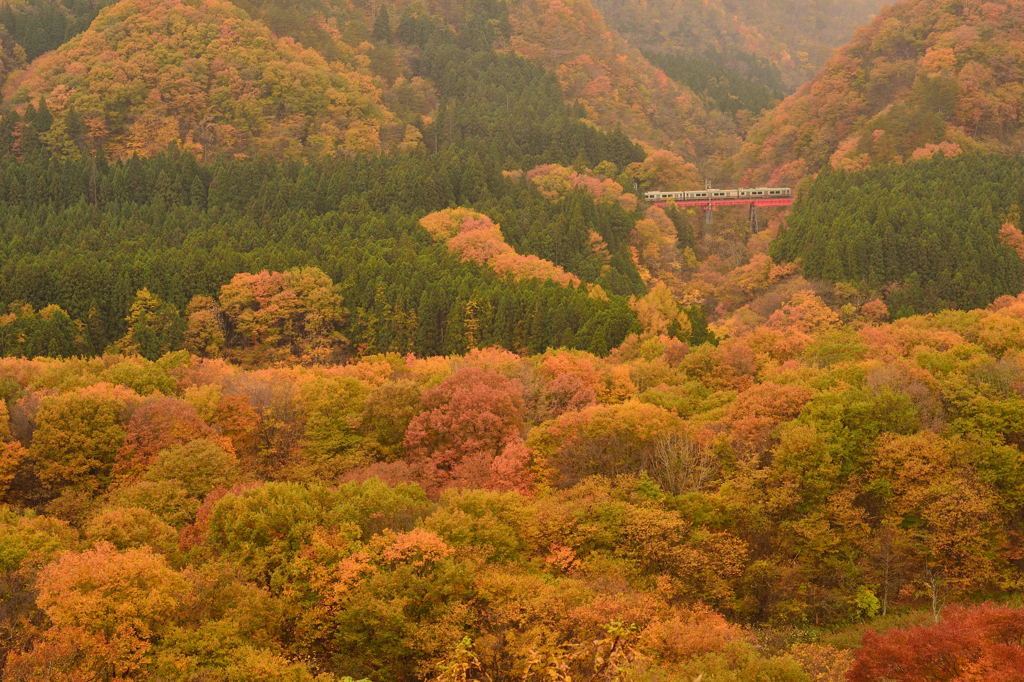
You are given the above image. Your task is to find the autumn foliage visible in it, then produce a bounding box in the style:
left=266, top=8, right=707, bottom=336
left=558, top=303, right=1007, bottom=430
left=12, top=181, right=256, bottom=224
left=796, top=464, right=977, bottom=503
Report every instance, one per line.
left=2, top=0, right=1024, bottom=678
left=525, top=163, right=637, bottom=211
left=848, top=604, right=1024, bottom=681
left=185, top=266, right=348, bottom=365
left=508, top=0, right=737, bottom=162
left=420, top=208, right=583, bottom=287
left=740, top=0, right=1024, bottom=183
left=2, top=282, right=1024, bottom=676
left=7, top=0, right=398, bottom=159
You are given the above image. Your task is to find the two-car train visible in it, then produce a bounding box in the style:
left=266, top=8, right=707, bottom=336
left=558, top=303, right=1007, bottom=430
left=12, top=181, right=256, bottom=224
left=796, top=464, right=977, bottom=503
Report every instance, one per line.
left=644, top=187, right=792, bottom=202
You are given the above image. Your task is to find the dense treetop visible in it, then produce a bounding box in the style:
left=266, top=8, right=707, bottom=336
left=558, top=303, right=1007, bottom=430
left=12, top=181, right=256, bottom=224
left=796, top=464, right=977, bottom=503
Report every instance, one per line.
left=5, top=284, right=1024, bottom=677
left=0, top=149, right=652, bottom=359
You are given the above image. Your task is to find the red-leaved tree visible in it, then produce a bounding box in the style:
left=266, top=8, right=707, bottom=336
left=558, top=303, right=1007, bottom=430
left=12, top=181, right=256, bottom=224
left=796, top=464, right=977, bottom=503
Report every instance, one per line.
left=848, top=603, right=1024, bottom=681
left=403, top=367, right=531, bottom=494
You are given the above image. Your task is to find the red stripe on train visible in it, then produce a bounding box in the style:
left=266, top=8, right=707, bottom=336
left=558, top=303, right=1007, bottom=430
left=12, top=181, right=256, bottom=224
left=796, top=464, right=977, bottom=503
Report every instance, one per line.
left=653, top=198, right=795, bottom=208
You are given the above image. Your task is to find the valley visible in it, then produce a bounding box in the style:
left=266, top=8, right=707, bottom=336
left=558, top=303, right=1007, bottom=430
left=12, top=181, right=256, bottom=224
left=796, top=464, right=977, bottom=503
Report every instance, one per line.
left=1, top=0, right=1023, bottom=679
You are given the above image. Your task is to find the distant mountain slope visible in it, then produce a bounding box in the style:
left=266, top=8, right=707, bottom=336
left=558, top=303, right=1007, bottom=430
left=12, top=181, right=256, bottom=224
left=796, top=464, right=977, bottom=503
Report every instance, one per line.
left=0, top=0, right=922, bottom=168
left=507, top=0, right=737, bottom=166
left=738, top=0, right=1024, bottom=184
left=3, top=0, right=400, bottom=159
left=0, top=0, right=113, bottom=60
left=718, top=0, right=890, bottom=84
left=210, top=0, right=741, bottom=165
left=592, top=0, right=888, bottom=95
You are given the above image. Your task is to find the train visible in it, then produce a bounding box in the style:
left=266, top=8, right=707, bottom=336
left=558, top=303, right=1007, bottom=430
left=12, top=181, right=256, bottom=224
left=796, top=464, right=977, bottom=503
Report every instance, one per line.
left=644, top=187, right=792, bottom=202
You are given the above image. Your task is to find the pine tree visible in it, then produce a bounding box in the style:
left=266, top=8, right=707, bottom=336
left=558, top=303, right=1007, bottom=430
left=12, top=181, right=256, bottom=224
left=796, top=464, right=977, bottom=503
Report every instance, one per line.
left=372, top=7, right=391, bottom=43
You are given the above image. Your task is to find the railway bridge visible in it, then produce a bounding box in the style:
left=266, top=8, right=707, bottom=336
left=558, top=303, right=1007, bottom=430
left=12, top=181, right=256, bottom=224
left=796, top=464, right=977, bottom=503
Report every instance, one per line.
left=644, top=187, right=794, bottom=229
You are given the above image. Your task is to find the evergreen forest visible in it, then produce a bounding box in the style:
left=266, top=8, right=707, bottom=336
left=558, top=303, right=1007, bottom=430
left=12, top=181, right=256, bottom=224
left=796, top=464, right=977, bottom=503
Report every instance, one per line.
left=773, top=154, right=1024, bottom=315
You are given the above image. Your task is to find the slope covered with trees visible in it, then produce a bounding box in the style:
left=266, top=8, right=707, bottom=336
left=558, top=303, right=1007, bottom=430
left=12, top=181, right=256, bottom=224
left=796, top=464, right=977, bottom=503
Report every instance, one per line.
left=593, top=0, right=888, bottom=107
left=772, top=154, right=1024, bottom=314
left=0, top=0, right=113, bottom=62
left=739, top=0, right=1024, bottom=184
left=3, top=0, right=399, bottom=159
left=0, top=0, right=666, bottom=364
left=0, top=148, right=648, bottom=358
left=0, top=0, right=656, bottom=168
left=383, top=4, right=644, bottom=167
left=0, top=0, right=745, bottom=165
left=505, top=0, right=738, bottom=168
left=718, top=0, right=890, bottom=84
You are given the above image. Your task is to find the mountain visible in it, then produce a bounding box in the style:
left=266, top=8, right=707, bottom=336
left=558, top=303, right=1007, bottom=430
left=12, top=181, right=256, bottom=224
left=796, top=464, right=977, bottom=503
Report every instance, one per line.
left=717, top=0, right=891, bottom=84
left=234, top=0, right=741, bottom=165
left=593, top=0, right=888, bottom=96
left=505, top=0, right=737, bottom=165
left=0, top=0, right=737, bottom=166
left=3, top=0, right=401, bottom=159
left=738, top=0, right=1024, bottom=184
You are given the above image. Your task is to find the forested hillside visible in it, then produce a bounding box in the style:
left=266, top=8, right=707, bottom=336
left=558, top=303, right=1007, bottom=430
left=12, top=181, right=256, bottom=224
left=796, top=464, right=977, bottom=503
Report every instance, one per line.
left=0, top=0, right=112, bottom=60
left=5, top=0, right=1024, bottom=679
left=0, top=0, right=733, bottom=165
left=3, top=0, right=401, bottom=158
left=739, top=0, right=1024, bottom=184
left=0, top=0, right=745, bottom=364
left=506, top=0, right=738, bottom=167
left=594, top=0, right=888, bottom=108
left=718, top=0, right=890, bottom=83
left=232, top=0, right=743, bottom=163
left=773, top=154, right=1024, bottom=314
left=6, top=285, right=1024, bottom=678
left=0, top=148, right=661, bottom=359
